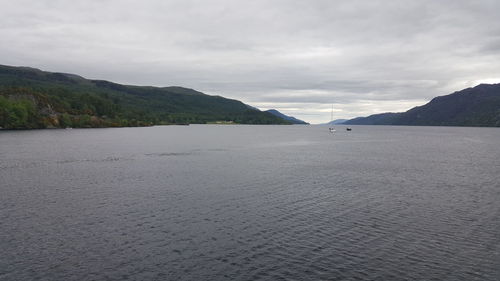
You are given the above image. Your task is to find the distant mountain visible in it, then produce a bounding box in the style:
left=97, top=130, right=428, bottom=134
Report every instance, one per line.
left=344, top=113, right=400, bottom=125
left=326, top=119, right=347, bottom=125
left=265, top=109, right=309, bottom=124
left=0, top=64, right=291, bottom=129
left=344, top=84, right=500, bottom=127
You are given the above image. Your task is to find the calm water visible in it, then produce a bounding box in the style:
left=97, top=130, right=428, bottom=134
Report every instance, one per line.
left=1, top=125, right=499, bottom=281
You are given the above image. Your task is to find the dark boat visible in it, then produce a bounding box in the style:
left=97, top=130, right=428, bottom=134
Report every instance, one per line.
left=346, top=127, right=352, bottom=131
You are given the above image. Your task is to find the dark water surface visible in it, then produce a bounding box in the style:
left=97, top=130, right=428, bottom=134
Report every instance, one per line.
left=1, top=125, right=499, bottom=280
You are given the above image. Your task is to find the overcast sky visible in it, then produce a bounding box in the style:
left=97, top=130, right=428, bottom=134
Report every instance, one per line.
left=1, top=0, right=500, bottom=123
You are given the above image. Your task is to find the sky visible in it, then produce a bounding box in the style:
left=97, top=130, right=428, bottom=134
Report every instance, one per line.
left=1, top=0, right=500, bottom=123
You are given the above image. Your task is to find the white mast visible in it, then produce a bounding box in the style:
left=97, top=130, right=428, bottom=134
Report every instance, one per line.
left=329, top=104, right=335, bottom=133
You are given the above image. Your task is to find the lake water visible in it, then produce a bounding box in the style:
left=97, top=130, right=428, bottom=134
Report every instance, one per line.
left=1, top=125, right=499, bottom=280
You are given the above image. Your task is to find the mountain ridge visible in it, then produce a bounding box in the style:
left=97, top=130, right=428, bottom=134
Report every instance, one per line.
left=0, top=64, right=291, bottom=129
left=265, top=109, right=309, bottom=124
left=344, top=84, right=500, bottom=127
left=325, top=119, right=347, bottom=125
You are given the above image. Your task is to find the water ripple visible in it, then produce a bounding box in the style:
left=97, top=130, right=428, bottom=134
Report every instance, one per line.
left=1, top=125, right=499, bottom=280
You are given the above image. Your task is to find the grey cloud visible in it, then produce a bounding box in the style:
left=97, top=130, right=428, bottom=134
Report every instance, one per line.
left=1, top=0, right=500, bottom=123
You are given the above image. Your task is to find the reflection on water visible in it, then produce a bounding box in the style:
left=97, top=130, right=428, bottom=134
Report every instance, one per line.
left=1, top=125, right=499, bottom=280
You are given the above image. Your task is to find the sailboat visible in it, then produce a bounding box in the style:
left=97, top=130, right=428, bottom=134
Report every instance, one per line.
left=329, top=104, right=336, bottom=133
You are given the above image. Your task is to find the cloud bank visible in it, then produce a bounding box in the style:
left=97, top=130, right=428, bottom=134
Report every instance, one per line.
left=1, top=0, right=500, bottom=123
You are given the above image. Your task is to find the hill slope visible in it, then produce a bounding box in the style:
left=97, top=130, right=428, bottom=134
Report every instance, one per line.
left=344, top=84, right=500, bottom=127
left=265, top=109, right=309, bottom=124
left=0, top=64, right=290, bottom=129
left=325, top=119, right=347, bottom=125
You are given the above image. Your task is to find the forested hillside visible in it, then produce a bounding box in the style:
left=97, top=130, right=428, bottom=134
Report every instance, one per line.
left=0, top=65, right=290, bottom=129
left=344, top=84, right=500, bottom=127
